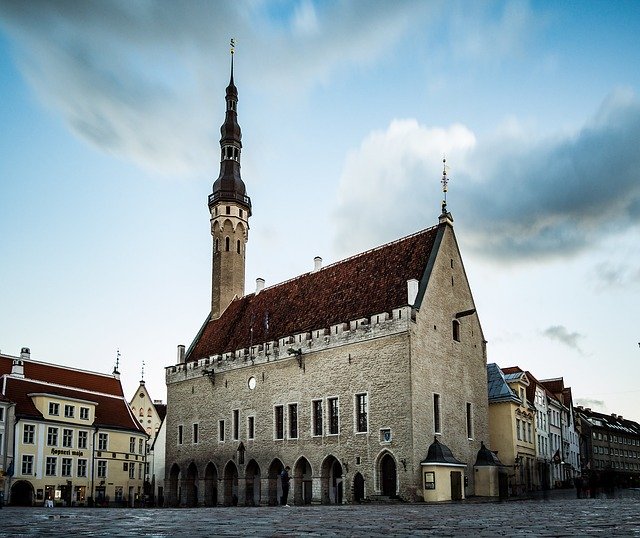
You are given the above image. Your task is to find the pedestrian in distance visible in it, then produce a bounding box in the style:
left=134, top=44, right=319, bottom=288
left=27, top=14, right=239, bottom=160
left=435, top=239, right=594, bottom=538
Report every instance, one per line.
left=281, top=466, right=291, bottom=506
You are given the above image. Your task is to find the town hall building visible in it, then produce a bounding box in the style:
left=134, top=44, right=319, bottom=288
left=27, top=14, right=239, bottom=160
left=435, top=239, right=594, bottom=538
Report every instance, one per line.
left=165, top=52, right=490, bottom=505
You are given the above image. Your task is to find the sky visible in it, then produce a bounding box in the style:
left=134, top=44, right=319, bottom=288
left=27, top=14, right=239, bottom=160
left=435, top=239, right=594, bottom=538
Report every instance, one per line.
left=1, top=1, right=639, bottom=422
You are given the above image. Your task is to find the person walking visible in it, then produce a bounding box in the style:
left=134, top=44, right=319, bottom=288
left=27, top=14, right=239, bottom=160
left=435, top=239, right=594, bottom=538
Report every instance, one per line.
left=281, top=466, right=291, bottom=507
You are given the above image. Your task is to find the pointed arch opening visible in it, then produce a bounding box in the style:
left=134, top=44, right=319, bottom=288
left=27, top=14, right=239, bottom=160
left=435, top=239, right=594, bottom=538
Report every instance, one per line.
left=184, top=462, right=198, bottom=507
left=353, top=472, right=365, bottom=503
left=244, top=459, right=261, bottom=506
left=204, top=462, right=218, bottom=507
left=377, top=451, right=398, bottom=497
left=293, top=456, right=313, bottom=505
left=320, top=455, right=343, bottom=504
left=223, top=460, right=239, bottom=506
left=267, top=458, right=284, bottom=506
left=167, top=463, right=181, bottom=507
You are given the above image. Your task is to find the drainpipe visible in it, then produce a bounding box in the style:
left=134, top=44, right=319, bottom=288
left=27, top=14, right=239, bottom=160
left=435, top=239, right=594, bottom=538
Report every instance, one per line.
left=90, top=427, right=97, bottom=505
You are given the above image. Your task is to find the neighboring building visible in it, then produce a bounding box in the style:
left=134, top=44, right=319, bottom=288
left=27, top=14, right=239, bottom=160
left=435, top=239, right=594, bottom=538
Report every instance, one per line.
left=149, top=416, right=167, bottom=506
left=575, top=406, right=640, bottom=489
left=0, top=348, right=147, bottom=506
left=541, top=378, right=580, bottom=485
left=487, top=364, right=536, bottom=494
left=128, top=378, right=166, bottom=505
left=164, top=55, right=489, bottom=505
left=527, top=371, right=552, bottom=489
left=0, top=393, right=16, bottom=504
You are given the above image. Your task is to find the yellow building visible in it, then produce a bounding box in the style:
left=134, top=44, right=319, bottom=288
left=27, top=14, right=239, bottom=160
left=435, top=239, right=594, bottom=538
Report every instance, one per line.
left=487, top=363, right=537, bottom=495
left=1, top=348, right=147, bottom=506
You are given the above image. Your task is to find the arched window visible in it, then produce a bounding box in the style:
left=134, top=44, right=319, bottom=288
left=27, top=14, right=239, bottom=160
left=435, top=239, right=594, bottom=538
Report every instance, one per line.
left=139, top=408, right=144, bottom=417
left=452, top=319, right=460, bottom=342
left=148, top=408, right=153, bottom=417
left=225, top=237, right=230, bottom=251
left=236, top=240, right=241, bottom=254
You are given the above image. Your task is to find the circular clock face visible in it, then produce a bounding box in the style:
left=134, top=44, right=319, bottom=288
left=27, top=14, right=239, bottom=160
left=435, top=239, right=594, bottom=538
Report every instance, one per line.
left=248, top=376, right=256, bottom=390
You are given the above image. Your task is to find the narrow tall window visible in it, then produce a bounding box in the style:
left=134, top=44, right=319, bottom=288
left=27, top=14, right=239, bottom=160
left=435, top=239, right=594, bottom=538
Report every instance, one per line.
left=237, top=240, right=241, bottom=254
left=129, top=462, right=135, bottom=479
left=21, top=455, right=34, bottom=475
left=45, top=457, right=57, bottom=476
left=77, top=459, right=87, bottom=478
left=233, top=409, right=239, bottom=440
left=248, top=416, right=255, bottom=440
left=178, top=425, right=183, bottom=445
left=23, top=424, right=35, bottom=444
left=49, top=402, right=59, bottom=416
left=64, top=405, right=74, bottom=418
left=466, top=402, right=473, bottom=439
left=452, top=319, right=460, bottom=342
left=47, top=427, right=59, bottom=447
left=193, top=423, right=199, bottom=444
left=516, top=419, right=522, bottom=441
left=130, top=437, right=136, bottom=453
left=312, top=400, right=323, bottom=436
left=97, top=433, right=108, bottom=451
left=433, top=394, right=441, bottom=434
left=356, top=394, right=368, bottom=433
left=61, top=458, right=72, bottom=477
left=289, top=404, right=298, bottom=439
left=225, top=237, right=230, bottom=251
left=274, top=406, right=284, bottom=440
left=80, top=407, right=89, bottom=420
left=63, top=429, right=73, bottom=448
left=78, top=431, right=88, bottom=449
left=328, top=398, right=339, bottom=435
left=219, top=420, right=225, bottom=442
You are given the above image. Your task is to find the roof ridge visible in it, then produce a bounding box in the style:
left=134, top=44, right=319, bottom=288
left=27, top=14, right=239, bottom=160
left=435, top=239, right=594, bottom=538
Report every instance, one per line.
left=7, top=376, right=125, bottom=400
left=0, top=354, right=117, bottom=380
left=248, top=225, right=440, bottom=295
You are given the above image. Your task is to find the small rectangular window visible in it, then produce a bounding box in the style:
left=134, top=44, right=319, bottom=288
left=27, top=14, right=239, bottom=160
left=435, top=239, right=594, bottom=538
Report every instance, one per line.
left=312, top=400, right=323, bottom=436
left=63, top=429, right=73, bottom=448
left=219, top=420, right=225, bottom=442
left=289, top=403, right=298, bottom=439
left=233, top=409, right=239, bottom=441
left=78, top=431, right=88, bottom=449
left=23, top=424, right=35, bottom=444
left=274, top=406, right=284, bottom=440
left=61, top=458, right=72, bottom=477
left=77, top=459, right=87, bottom=478
left=45, top=456, right=57, bottom=476
left=47, top=427, right=59, bottom=447
left=356, top=393, right=368, bottom=433
left=433, top=394, right=441, bottom=434
left=64, top=405, right=74, bottom=418
left=98, top=433, right=108, bottom=451
left=328, top=398, right=339, bottom=435
left=129, top=462, right=135, bottom=479
left=193, top=423, right=199, bottom=444
left=248, top=416, right=255, bottom=440
left=49, top=402, right=59, bottom=416
left=466, top=402, right=473, bottom=439
left=129, top=436, right=136, bottom=453
left=80, top=407, right=90, bottom=420
left=22, top=455, right=34, bottom=475
left=178, top=425, right=183, bottom=445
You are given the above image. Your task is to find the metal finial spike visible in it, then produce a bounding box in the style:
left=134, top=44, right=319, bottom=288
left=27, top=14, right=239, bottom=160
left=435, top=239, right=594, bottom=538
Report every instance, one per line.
left=230, top=38, right=235, bottom=54
left=440, top=156, right=451, bottom=215
left=141, top=360, right=145, bottom=381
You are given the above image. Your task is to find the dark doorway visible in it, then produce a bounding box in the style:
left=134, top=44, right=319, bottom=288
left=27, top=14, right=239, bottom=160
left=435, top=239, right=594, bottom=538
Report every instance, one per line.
left=450, top=471, right=463, bottom=501
left=245, top=459, right=261, bottom=506
left=185, top=462, right=198, bottom=507
left=321, top=455, right=343, bottom=504
left=204, top=462, right=218, bottom=506
left=168, top=463, right=181, bottom=507
left=10, top=481, right=34, bottom=506
left=267, top=459, right=284, bottom=506
left=380, top=454, right=397, bottom=496
left=353, top=472, right=365, bottom=503
left=223, top=461, right=239, bottom=506
left=293, top=457, right=313, bottom=505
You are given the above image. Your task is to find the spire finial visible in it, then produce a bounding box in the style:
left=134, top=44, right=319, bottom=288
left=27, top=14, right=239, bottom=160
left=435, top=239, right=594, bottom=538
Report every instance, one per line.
left=230, top=38, right=235, bottom=83
left=440, top=156, right=450, bottom=215
left=141, top=360, right=145, bottom=381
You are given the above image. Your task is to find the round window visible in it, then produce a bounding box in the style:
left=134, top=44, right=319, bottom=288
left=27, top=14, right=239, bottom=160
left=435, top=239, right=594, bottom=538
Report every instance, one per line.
left=248, top=376, right=256, bottom=390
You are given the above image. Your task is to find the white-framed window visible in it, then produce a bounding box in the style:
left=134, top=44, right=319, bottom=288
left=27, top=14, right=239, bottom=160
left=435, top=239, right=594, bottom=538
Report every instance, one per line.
left=433, top=393, right=441, bottom=434
left=23, top=424, right=35, bottom=444
left=274, top=406, right=284, bottom=440
left=139, top=438, right=144, bottom=454
left=97, top=432, right=108, bottom=451
left=80, top=407, right=90, bottom=420
left=78, top=430, right=88, bottom=449
left=129, top=462, right=135, bottom=479
left=61, top=457, right=72, bottom=477
left=77, top=459, right=87, bottom=477
left=47, top=427, right=59, bottom=446
left=21, top=455, right=34, bottom=475
left=129, top=437, right=136, bottom=453
left=63, top=428, right=73, bottom=448
left=355, top=393, right=368, bottom=433
left=45, top=456, right=57, bottom=476
left=64, top=404, right=75, bottom=418
left=233, top=409, right=240, bottom=441
left=97, top=460, right=107, bottom=478
left=49, top=402, right=60, bottom=416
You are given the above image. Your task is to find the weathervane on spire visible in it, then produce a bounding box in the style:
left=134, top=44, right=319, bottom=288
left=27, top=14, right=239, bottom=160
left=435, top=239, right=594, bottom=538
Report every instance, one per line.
left=141, top=360, right=145, bottom=381
left=440, top=156, right=450, bottom=215
left=230, top=38, right=235, bottom=55
left=113, top=349, right=121, bottom=375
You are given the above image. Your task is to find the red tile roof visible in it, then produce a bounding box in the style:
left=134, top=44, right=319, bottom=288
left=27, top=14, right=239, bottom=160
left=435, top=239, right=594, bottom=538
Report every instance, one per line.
left=188, top=225, right=440, bottom=360
left=0, top=354, right=123, bottom=397
left=4, top=377, right=145, bottom=433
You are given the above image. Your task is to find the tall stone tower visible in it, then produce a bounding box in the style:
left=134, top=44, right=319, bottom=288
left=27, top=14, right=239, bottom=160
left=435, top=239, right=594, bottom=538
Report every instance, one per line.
left=208, top=49, right=251, bottom=319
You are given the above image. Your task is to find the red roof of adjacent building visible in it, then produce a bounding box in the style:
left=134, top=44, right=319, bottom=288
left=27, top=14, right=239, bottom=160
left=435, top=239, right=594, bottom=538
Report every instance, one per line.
left=0, top=354, right=123, bottom=397
left=187, top=225, right=440, bottom=360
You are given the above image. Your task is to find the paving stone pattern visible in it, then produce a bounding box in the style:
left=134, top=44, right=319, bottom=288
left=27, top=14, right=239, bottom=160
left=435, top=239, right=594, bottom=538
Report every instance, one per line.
left=1, top=496, right=639, bottom=537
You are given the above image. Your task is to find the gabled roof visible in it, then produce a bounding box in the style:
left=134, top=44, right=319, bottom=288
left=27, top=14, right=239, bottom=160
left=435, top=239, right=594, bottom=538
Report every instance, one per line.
left=188, top=225, right=440, bottom=360
left=577, top=407, right=640, bottom=435
left=487, top=363, right=521, bottom=404
left=153, top=402, right=167, bottom=421
left=0, top=353, right=123, bottom=397
left=4, top=377, right=144, bottom=433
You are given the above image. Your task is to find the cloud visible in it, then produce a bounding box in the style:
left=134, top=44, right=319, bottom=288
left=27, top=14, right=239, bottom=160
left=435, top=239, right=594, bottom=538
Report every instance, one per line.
left=0, top=0, right=433, bottom=177
left=333, top=90, right=640, bottom=261
left=592, top=262, right=640, bottom=290
left=542, top=325, right=584, bottom=353
left=574, top=398, right=606, bottom=412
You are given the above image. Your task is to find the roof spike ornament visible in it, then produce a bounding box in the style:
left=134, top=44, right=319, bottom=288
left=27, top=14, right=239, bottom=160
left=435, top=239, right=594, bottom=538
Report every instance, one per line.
left=439, top=156, right=454, bottom=225
left=113, top=349, right=120, bottom=375
left=141, top=360, right=145, bottom=382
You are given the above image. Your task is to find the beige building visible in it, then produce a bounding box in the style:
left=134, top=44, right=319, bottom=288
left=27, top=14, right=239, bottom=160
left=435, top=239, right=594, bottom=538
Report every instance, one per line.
left=487, top=364, right=537, bottom=495
left=165, top=58, right=489, bottom=505
left=0, top=348, right=147, bottom=506
left=129, top=379, right=165, bottom=440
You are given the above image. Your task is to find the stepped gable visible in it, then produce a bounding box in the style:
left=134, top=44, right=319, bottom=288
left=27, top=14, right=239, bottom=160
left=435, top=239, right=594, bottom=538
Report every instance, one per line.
left=4, top=376, right=145, bottom=433
left=188, top=225, right=439, bottom=360
left=0, top=353, right=123, bottom=397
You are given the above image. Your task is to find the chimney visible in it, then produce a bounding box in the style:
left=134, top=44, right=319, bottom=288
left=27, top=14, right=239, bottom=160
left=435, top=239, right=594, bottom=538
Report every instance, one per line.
left=256, top=278, right=265, bottom=294
left=177, top=344, right=186, bottom=364
left=313, top=256, right=322, bottom=272
left=20, top=347, right=30, bottom=360
left=11, top=358, right=25, bottom=378
left=407, top=279, right=419, bottom=306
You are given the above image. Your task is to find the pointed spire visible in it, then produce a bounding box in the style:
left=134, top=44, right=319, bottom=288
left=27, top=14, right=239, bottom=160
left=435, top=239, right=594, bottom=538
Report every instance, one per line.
left=141, top=360, right=145, bottom=383
left=439, top=156, right=454, bottom=224
left=113, top=349, right=121, bottom=379
left=209, top=38, right=251, bottom=214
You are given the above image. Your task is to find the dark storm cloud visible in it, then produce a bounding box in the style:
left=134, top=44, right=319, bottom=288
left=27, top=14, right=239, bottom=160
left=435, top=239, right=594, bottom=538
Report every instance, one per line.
left=542, top=325, right=584, bottom=353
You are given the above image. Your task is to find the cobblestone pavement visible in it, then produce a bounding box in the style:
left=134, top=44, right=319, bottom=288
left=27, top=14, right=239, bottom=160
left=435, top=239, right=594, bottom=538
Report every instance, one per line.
left=1, top=496, right=639, bottom=537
